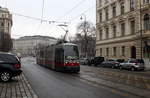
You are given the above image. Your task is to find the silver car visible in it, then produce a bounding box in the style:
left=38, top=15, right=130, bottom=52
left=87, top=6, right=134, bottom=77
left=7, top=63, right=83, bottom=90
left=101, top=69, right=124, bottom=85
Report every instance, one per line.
left=80, top=58, right=89, bottom=65
left=119, top=59, right=145, bottom=71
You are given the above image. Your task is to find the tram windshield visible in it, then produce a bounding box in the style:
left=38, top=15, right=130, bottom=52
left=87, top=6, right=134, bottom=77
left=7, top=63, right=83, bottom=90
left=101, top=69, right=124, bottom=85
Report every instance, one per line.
left=64, top=45, right=79, bottom=60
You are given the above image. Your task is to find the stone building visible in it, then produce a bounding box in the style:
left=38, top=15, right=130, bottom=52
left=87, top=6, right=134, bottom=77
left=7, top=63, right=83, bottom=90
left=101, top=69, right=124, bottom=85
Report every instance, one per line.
left=96, top=0, right=150, bottom=67
left=13, top=35, right=57, bottom=56
left=0, top=7, right=12, bottom=49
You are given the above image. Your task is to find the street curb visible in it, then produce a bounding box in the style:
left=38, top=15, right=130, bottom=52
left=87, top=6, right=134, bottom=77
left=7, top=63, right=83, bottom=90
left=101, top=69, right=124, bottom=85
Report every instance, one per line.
left=22, top=73, right=39, bottom=98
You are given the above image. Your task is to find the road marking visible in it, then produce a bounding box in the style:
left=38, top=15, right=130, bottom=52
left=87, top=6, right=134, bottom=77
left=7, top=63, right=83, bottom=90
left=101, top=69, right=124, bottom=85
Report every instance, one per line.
left=146, top=84, right=150, bottom=90
left=135, top=76, right=138, bottom=81
left=143, top=77, right=148, bottom=82
left=111, top=89, right=129, bottom=97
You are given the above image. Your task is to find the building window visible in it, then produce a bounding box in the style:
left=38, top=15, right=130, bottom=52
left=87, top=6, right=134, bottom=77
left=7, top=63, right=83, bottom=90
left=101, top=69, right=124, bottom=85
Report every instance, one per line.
left=130, top=0, right=135, bottom=11
left=100, top=48, right=102, bottom=56
left=113, top=47, right=116, bottom=56
left=120, top=2, right=125, bottom=15
left=99, top=0, right=102, bottom=6
left=1, top=23, right=4, bottom=26
left=112, top=4, right=116, bottom=17
left=105, top=0, right=108, bottom=4
left=106, top=48, right=109, bottom=56
left=143, top=0, right=150, bottom=4
left=105, top=27, right=109, bottom=39
left=122, top=46, right=125, bottom=56
left=121, top=22, right=125, bottom=36
left=113, top=25, right=116, bottom=38
left=130, top=20, right=135, bottom=34
left=99, top=11, right=102, bottom=22
left=99, top=29, right=103, bottom=40
left=105, top=7, right=109, bottom=21
left=144, top=14, right=150, bottom=30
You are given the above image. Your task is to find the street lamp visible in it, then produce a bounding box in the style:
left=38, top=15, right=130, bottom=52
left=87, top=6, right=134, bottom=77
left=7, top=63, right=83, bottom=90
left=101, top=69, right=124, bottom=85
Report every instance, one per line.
left=80, top=14, right=88, bottom=58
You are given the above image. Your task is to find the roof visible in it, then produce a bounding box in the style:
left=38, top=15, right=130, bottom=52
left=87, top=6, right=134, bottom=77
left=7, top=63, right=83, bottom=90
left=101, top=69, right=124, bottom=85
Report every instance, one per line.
left=15, top=35, right=57, bottom=41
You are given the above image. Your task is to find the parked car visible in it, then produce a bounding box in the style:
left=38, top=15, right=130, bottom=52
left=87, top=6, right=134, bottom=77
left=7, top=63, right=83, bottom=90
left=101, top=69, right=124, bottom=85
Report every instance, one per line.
left=101, top=59, right=120, bottom=68
left=89, top=56, right=104, bottom=66
left=119, top=59, right=145, bottom=71
left=80, top=58, right=89, bottom=65
left=116, top=59, right=125, bottom=63
left=0, top=52, right=22, bottom=82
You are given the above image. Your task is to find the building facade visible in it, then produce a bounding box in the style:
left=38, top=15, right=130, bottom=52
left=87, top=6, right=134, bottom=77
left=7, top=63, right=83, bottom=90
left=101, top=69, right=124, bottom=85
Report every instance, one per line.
left=13, top=35, right=57, bottom=56
left=96, top=0, right=150, bottom=66
left=0, top=7, right=12, bottom=49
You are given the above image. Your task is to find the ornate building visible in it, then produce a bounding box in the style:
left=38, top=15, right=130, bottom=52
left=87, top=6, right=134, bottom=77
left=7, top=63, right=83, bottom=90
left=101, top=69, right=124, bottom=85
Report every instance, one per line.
left=0, top=7, right=12, bottom=50
left=96, top=0, right=150, bottom=67
left=13, top=35, right=57, bottom=56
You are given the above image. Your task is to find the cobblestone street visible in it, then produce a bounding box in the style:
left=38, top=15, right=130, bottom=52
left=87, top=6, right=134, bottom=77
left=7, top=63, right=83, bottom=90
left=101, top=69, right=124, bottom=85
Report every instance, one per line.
left=79, top=66, right=150, bottom=90
left=73, top=66, right=150, bottom=98
left=0, top=74, right=38, bottom=98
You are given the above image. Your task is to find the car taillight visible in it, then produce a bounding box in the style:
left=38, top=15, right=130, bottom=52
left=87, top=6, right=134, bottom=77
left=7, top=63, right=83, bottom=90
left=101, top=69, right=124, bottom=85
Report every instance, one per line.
left=14, top=64, right=21, bottom=69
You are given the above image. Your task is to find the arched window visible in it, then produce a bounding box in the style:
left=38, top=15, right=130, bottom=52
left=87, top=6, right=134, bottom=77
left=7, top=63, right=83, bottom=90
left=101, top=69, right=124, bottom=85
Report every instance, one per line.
left=144, top=14, right=150, bottom=30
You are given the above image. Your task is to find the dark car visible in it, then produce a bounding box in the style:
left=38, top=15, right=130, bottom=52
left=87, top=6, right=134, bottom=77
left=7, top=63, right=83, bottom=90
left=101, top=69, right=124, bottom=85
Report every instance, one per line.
left=101, top=59, right=120, bottom=68
left=119, top=59, right=145, bottom=71
left=0, top=52, right=22, bottom=82
left=89, top=56, right=104, bottom=66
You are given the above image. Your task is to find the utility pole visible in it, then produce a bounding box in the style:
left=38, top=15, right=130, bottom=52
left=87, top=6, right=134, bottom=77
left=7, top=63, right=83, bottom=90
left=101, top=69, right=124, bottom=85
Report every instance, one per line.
left=139, top=0, right=143, bottom=59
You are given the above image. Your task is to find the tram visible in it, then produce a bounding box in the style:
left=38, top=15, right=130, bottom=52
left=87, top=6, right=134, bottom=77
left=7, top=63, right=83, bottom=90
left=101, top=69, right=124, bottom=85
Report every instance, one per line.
left=36, top=42, right=80, bottom=72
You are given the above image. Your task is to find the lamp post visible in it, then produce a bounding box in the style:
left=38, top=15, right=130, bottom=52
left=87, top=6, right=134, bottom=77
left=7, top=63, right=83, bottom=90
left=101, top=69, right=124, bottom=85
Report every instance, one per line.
left=139, top=0, right=143, bottom=59
left=80, top=14, right=88, bottom=58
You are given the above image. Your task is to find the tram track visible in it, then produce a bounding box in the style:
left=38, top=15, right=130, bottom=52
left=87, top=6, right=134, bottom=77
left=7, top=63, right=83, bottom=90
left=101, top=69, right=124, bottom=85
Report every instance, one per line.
left=68, top=71, right=149, bottom=98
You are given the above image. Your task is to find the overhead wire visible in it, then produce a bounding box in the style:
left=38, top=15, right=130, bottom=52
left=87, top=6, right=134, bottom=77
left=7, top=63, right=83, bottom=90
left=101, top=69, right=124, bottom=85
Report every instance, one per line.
left=4, top=0, right=94, bottom=38
left=49, top=1, right=95, bottom=37
left=69, top=5, right=95, bottom=23
left=58, top=0, right=88, bottom=20
left=49, top=0, right=90, bottom=37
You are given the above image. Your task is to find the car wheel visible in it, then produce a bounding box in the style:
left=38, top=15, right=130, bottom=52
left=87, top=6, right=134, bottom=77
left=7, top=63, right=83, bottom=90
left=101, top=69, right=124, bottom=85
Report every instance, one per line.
left=119, top=66, right=122, bottom=70
left=131, top=67, right=135, bottom=71
left=112, top=65, right=114, bottom=69
left=0, top=71, right=12, bottom=82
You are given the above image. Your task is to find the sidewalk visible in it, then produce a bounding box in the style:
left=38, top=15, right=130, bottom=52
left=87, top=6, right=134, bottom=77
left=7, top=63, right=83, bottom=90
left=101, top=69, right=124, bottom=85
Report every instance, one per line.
left=0, top=74, right=38, bottom=98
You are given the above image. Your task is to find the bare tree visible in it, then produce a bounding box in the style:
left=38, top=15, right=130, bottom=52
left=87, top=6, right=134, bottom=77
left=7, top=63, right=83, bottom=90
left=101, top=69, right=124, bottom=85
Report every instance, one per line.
left=76, top=21, right=96, bottom=58
left=67, top=21, right=96, bottom=58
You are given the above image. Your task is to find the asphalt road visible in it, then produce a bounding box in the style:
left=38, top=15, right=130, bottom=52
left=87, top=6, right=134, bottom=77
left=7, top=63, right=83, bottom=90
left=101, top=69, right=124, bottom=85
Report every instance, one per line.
left=21, top=57, right=139, bottom=98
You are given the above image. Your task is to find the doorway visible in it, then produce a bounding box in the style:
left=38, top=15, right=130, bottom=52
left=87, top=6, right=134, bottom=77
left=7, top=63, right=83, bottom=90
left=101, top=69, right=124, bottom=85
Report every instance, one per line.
left=131, top=46, right=136, bottom=59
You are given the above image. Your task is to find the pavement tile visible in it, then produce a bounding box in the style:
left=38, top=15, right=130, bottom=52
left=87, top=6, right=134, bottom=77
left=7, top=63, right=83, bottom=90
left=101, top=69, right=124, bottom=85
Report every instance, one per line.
left=0, top=74, right=38, bottom=98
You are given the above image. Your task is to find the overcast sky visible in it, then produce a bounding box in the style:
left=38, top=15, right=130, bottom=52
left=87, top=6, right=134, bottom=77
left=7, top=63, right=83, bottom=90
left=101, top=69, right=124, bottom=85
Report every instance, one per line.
left=0, top=0, right=96, bottom=39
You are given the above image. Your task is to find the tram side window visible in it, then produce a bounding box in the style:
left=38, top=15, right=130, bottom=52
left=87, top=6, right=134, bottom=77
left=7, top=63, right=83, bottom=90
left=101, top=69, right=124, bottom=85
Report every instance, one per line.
left=40, top=50, right=44, bottom=58
left=55, top=48, right=64, bottom=63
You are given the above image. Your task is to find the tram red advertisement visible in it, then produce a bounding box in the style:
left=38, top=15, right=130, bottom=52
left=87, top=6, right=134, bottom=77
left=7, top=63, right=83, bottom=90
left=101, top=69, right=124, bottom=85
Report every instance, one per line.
left=36, top=42, right=80, bottom=72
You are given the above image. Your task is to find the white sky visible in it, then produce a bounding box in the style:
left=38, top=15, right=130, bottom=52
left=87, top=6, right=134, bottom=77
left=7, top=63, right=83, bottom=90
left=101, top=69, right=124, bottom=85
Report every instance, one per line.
left=0, top=0, right=96, bottom=39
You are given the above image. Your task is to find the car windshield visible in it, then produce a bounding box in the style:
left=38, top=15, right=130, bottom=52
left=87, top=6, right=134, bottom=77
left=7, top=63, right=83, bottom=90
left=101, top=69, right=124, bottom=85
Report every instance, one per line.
left=64, top=45, right=79, bottom=59
left=130, top=59, right=144, bottom=63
